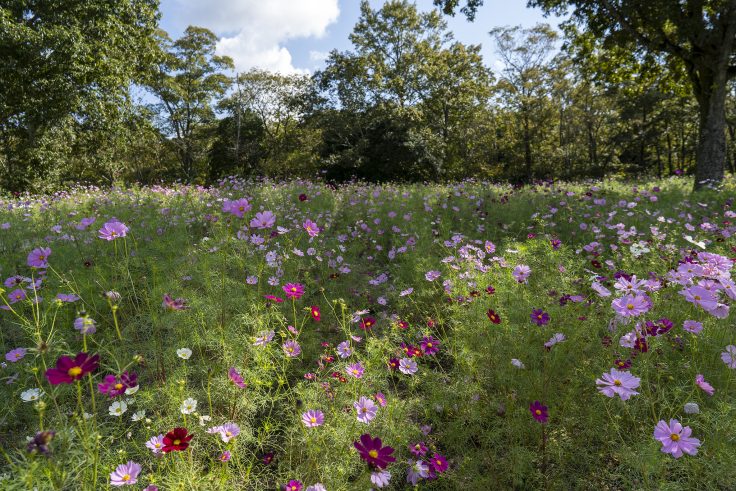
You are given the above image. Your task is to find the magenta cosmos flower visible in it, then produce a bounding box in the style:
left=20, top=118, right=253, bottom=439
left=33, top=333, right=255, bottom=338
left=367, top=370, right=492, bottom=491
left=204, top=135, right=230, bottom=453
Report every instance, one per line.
left=284, top=480, right=303, bottom=491
left=354, top=433, right=396, bottom=469
left=596, top=368, right=640, bottom=400
left=530, top=309, right=550, bottom=326
left=421, top=336, right=440, bottom=355
left=27, top=247, right=51, bottom=268
left=282, top=283, right=305, bottom=300
left=45, top=353, right=100, bottom=384
left=110, top=461, right=141, bottom=486
left=98, top=372, right=137, bottom=397
left=98, top=220, right=129, bottom=240
left=429, top=453, right=448, bottom=473
left=611, top=294, right=651, bottom=317
left=653, top=419, right=701, bottom=458
left=303, top=219, right=320, bottom=237
left=228, top=367, right=247, bottom=388
left=301, top=409, right=325, bottom=428
left=529, top=401, right=548, bottom=423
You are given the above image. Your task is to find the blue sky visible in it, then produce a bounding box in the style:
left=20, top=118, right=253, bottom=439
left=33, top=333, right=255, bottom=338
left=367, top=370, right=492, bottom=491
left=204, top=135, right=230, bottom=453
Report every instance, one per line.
left=159, top=0, right=563, bottom=74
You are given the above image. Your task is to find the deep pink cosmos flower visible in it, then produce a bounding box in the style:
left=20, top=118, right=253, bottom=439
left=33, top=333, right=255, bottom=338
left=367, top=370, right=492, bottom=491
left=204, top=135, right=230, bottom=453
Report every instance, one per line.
left=409, top=441, right=428, bottom=457
left=695, top=374, right=715, bottom=395
left=264, top=294, right=284, bottom=303
left=611, top=294, right=651, bottom=317
left=311, top=306, right=321, bottom=321
left=596, top=369, right=640, bottom=400
left=284, top=480, right=302, bottom=491
left=420, top=336, right=440, bottom=355
left=98, top=220, right=129, bottom=241
left=283, top=283, right=305, bottom=300
left=529, top=401, right=548, bottom=423
left=162, top=294, right=188, bottom=311
left=429, top=453, right=448, bottom=473
left=228, top=367, right=247, bottom=388
left=98, top=372, right=137, bottom=398
left=653, top=419, right=701, bottom=458
left=109, top=461, right=141, bottom=487
left=27, top=247, right=51, bottom=268
left=45, top=353, right=100, bottom=384
left=354, top=433, right=396, bottom=469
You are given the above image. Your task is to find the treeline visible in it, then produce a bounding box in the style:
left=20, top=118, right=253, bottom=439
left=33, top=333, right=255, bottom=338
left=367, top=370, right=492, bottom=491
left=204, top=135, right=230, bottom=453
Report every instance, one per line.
left=1, top=0, right=735, bottom=192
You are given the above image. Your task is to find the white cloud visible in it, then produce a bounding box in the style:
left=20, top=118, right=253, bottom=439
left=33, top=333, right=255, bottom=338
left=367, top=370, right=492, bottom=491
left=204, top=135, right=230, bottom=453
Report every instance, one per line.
left=165, top=0, right=340, bottom=74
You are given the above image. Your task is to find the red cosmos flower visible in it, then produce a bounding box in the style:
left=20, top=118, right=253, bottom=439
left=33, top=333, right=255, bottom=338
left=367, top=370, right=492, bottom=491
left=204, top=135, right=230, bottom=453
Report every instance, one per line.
left=388, top=358, right=399, bottom=371
left=311, top=306, right=321, bottom=322
left=360, top=316, right=376, bottom=330
left=397, top=320, right=409, bottom=330
left=45, top=353, right=100, bottom=385
left=162, top=428, right=193, bottom=453
left=486, top=309, right=501, bottom=324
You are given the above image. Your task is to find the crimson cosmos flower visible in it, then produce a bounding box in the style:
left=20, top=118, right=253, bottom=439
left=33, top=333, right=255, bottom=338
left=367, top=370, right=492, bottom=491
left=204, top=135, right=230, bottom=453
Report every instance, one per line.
left=162, top=428, right=193, bottom=452
left=45, top=353, right=100, bottom=384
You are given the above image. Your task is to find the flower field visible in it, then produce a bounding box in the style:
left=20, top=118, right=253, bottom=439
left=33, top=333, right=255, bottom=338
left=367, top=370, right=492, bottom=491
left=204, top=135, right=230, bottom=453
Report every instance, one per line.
left=1, top=177, right=735, bottom=490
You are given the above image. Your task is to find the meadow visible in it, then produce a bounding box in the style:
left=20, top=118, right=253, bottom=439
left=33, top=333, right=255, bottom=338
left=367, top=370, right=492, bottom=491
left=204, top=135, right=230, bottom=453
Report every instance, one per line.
left=0, top=177, right=735, bottom=490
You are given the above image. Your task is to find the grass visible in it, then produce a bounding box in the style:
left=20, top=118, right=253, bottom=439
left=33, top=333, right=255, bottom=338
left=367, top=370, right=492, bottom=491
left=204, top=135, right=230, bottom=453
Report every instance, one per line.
left=0, top=176, right=734, bottom=490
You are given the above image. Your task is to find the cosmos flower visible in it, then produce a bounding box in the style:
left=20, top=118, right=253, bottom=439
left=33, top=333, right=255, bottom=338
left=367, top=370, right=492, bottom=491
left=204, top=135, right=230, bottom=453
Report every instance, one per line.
left=683, top=320, right=703, bottom=334
left=529, top=400, right=548, bottom=423
left=512, top=264, right=531, bottom=283
left=228, top=367, right=247, bottom=388
left=301, top=409, right=325, bottom=428
left=354, top=433, right=395, bottom=469
left=45, top=352, right=99, bottom=385
left=653, top=419, right=701, bottom=458
left=429, top=453, right=448, bottom=473
left=284, top=480, right=303, bottom=491
left=371, top=469, right=391, bottom=488
left=303, top=219, right=320, bottom=237
left=531, top=309, right=550, bottom=326
left=695, top=374, right=715, bottom=396
left=176, top=348, right=192, bottom=360
left=98, top=220, right=129, bottom=240
left=27, top=430, right=55, bottom=455
left=409, top=442, right=428, bottom=457
left=74, top=316, right=97, bottom=335
left=162, top=427, right=193, bottom=452
left=310, top=306, right=321, bottom=321
left=145, top=434, right=165, bottom=454
left=180, top=398, right=197, bottom=415
left=360, top=316, right=376, bottom=330
left=596, top=369, right=640, bottom=400
left=21, top=388, right=42, bottom=402
left=283, top=340, right=301, bottom=357
left=250, top=211, right=276, bottom=229
left=254, top=330, right=276, bottom=346
left=109, top=401, right=128, bottom=417
left=721, top=345, right=736, bottom=368
left=27, top=247, right=51, bottom=268
left=486, top=309, right=501, bottom=324
left=5, top=348, right=26, bottom=363
left=611, top=294, right=651, bottom=317
left=283, top=283, right=305, bottom=300
left=110, top=461, right=141, bottom=487
left=98, top=372, right=138, bottom=398
left=346, top=362, right=364, bottom=379
left=337, top=341, right=352, bottom=358
left=420, top=336, right=440, bottom=355
left=399, top=358, right=418, bottom=375
left=162, top=294, right=188, bottom=311
left=375, top=392, right=387, bottom=407
left=544, top=333, right=566, bottom=349
left=219, top=451, right=231, bottom=462
left=407, top=459, right=430, bottom=485
left=207, top=422, right=240, bottom=442
left=222, top=198, right=251, bottom=217
left=354, top=396, right=378, bottom=423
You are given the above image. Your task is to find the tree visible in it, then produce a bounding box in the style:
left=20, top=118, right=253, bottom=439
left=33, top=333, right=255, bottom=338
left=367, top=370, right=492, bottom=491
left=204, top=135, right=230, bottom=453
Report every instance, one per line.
left=438, top=0, right=736, bottom=188
left=0, top=0, right=160, bottom=191
left=148, top=26, right=233, bottom=182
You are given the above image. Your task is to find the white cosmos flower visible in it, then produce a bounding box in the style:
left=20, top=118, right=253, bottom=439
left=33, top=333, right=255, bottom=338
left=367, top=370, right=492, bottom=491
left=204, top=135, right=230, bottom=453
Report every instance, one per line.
left=176, top=348, right=192, bottom=360
left=180, top=397, right=197, bottom=415
left=132, top=410, right=146, bottom=422
left=125, top=385, right=139, bottom=395
left=21, top=388, right=42, bottom=402
left=109, top=400, right=128, bottom=417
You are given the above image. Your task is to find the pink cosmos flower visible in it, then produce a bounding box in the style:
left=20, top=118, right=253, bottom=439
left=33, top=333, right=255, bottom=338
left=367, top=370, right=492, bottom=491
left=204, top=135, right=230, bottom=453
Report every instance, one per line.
left=611, top=294, right=651, bottom=317
left=145, top=434, right=164, bottom=454
left=354, top=396, right=378, bottom=423
left=346, top=362, right=364, bottom=379
left=399, top=357, right=418, bottom=375
left=512, top=264, right=531, bottom=283
left=228, top=367, right=247, bottom=388
left=683, top=320, right=703, bottom=334
left=250, top=211, right=276, bottom=229
left=653, top=419, right=701, bottom=458
left=721, top=345, right=736, bottom=368
left=596, top=369, right=640, bottom=400
left=303, top=219, right=319, bottom=237
left=301, top=409, right=325, bottom=428
left=679, top=286, right=719, bottom=312
left=98, top=220, right=129, bottom=240
left=110, top=461, right=141, bottom=486
left=207, top=422, right=240, bottom=443
left=27, top=247, right=51, bottom=268
left=695, top=374, right=715, bottom=396
left=223, top=198, right=251, bottom=217
left=283, top=340, right=301, bottom=357
left=5, top=348, right=26, bottom=363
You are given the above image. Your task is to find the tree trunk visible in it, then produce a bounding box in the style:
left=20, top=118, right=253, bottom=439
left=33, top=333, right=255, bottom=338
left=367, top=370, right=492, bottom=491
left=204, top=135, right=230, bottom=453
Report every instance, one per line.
left=693, top=75, right=727, bottom=189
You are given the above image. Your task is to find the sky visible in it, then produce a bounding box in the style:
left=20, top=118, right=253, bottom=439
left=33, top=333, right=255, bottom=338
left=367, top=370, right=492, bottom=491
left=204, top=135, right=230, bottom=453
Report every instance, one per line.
left=158, top=0, right=564, bottom=75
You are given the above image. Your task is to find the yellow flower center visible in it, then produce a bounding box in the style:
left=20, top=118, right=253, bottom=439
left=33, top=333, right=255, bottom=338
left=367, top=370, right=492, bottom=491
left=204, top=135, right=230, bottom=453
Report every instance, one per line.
left=68, top=366, right=83, bottom=377
left=38, top=255, right=45, bottom=260
left=122, top=474, right=131, bottom=482
left=535, top=409, right=542, bottom=415
left=626, top=304, right=634, bottom=310
left=310, top=417, right=316, bottom=423
left=173, top=439, right=181, bottom=445
left=694, top=295, right=701, bottom=301
left=114, top=383, right=123, bottom=390
left=614, top=380, right=622, bottom=386
left=670, top=434, right=680, bottom=442
left=225, top=431, right=232, bottom=437
left=368, top=450, right=378, bottom=458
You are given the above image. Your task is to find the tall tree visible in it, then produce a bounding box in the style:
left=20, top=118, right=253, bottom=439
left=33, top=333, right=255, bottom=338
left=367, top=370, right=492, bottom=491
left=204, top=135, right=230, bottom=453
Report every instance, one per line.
left=438, top=0, right=736, bottom=188
left=0, top=0, right=160, bottom=191
left=148, top=26, right=233, bottom=182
